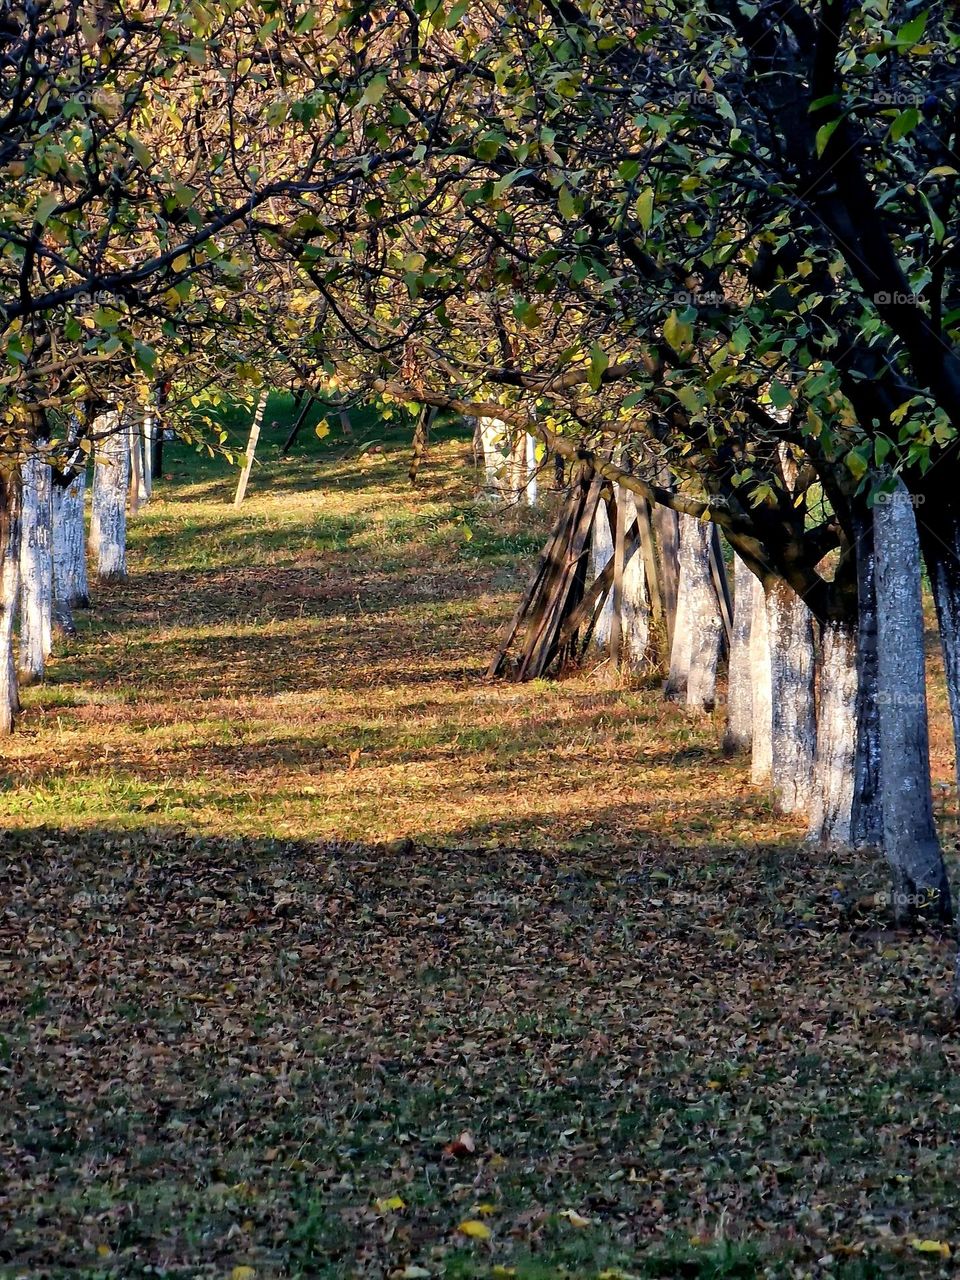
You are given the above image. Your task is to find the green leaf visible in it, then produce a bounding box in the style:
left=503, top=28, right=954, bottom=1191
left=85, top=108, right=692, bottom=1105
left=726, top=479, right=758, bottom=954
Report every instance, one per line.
left=588, top=342, right=609, bottom=391
left=895, top=12, right=927, bottom=47
left=33, top=193, right=58, bottom=226
left=845, top=446, right=871, bottom=481
left=890, top=108, right=919, bottom=142
left=663, top=309, right=692, bottom=354
left=768, top=380, right=792, bottom=410
left=446, top=0, right=469, bottom=26
left=558, top=184, right=578, bottom=220
left=815, top=119, right=841, bottom=158
left=361, top=75, right=388, bottom=107
left=635, top=187, right=654, bottom=232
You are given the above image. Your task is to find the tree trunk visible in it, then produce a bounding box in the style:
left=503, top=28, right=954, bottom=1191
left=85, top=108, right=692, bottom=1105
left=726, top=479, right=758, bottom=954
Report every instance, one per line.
left=875, top=486, right=951, bottom=922
left=128, top=415, right=143, bottom=516
left=619, top=489, right=650, bottom=672
left=408, top=404, right=434, bottom=485
left=808, top=620, right=858, bottom=846
left=851, top=509, right=883, bottom=849
left=53, top=469, right=88, bottom=634
left=140, top=411, right=154, bottom=501
left=524, top=433, right=539, bottom=507
left=764, top=578, right=816, bottom=815
left=91, top=411, right=129, bottom=581
left=479, top=416, right=509, bottom=497
left=665, top=514, right=721, bottom=710
left=19, top=451, right=53, bottom=684
left=750, top=575, right=773, bottom=785
left=653, top=502, right=680, bottom=656
left=0, top=475, right=21, bottom=733
left=723, top=552, right=754, bottom=754
left=587, top=492, right=615, bottom=654
left=234, top=389, right=267, bottom=506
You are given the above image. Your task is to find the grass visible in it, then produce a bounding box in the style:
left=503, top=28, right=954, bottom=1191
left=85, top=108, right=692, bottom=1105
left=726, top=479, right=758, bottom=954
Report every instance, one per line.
left=1, top=403, right=960, bottom=1278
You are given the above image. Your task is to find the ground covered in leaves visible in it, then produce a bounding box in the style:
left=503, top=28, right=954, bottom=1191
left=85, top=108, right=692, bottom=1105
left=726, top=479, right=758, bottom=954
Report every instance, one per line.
left=2, top=409, right=960, bottom=1279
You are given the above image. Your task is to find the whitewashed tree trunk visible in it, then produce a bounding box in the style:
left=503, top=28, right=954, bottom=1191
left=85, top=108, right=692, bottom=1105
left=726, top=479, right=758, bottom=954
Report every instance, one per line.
left=234, top=390, right=268, bottom=506
left=808, top=620, right=858, bottom=846
left=850, top=508, right=883, bottom=848
left=588, top=496, right=615, bottom=653
left=140, top=411, right=154, bottom=501
left=619, top=490, right=650, bottom=671
left=723, top=553, right=755, bottom=753
left=764, top=578, right=816, bottom=814
left=524, top=433, right=539, bottom=507
left=19, top=451, right=53, bottom=684
left=750, top=575, right=773, bottom=784
left=0, top=479, right=21, bottom=733
left=665, top=514, right=722, bottom=709
left=128, top=415, right=145, bottom=515
left=53, top=469, right=88, bottom=634
left=479, top=417, right=509, bottom=497
left=90, top=412, right=128, bottom=580
left=874, top=486, right=951, bottom=921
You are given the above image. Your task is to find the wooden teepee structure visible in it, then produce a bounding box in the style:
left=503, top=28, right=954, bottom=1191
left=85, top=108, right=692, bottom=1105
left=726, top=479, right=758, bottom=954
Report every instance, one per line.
left=488, top=463, right=731, bottom=682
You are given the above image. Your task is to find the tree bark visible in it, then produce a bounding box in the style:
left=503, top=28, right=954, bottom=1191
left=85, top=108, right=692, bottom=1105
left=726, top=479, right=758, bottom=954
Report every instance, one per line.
left=808, top=619, right=858, bottom=846
left=18, top=450, right=53, bottom=684
left=140, top=411, right=154, bottom=501
left=665, top=514, right=721, bottom=710
left=875, top=486, right=952, bottom=921
left=851, top=509, right=884, bottom=849
left=587, top=492, right=615, bottom=654
left=90, top=411, right=129, bottom=581
left=0, top=474, right=21, bottom=733
left=750, top=574, right=773, bottom=785
left=128, top=415, right=143, bottom=516
left=723, top=552, right=755, bottom=754
left=53, top=469, right=88, bottom=634
left=764, top=578, right=816, bottom=814
left=524, top=433, right=539, bottom=507
left=234, top=389, right=267, bottom=506
left=619, top=489, right=650, bottom=672
left=479, top=416, right=509, bottom=497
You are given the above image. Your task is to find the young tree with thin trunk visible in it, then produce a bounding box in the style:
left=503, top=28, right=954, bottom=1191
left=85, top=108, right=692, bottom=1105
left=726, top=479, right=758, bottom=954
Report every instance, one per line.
left=723, top=553, right=754, bottom=754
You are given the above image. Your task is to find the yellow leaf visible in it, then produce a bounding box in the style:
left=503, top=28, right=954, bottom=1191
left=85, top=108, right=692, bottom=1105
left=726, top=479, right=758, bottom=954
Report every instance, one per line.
left=911, top=1239, right=951, bottom=1258
left=492, top=1269, right=517, bottom=1279
left=458, top=1219, right=491, bottom=1239
left=376, top=1194, right=406, bottom=1212
left=232, top=1268, right=256, bottom=1280
left=473, top=1202, right=497, bottom=1215
left=560, top=1209, right=592, bottom=1228
left=97, top=1245, right=112, bottom=1257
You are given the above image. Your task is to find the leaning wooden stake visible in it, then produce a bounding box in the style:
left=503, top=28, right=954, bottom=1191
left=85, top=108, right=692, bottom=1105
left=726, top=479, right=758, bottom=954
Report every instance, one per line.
left=234, top=390, right=268, bottom=507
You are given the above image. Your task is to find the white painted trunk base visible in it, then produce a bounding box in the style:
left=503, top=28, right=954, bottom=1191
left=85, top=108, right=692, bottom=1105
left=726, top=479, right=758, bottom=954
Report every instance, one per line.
left=619, top=490, right=649, bottom=672
left=91, top=413, right=129, bottom=580
left=53, top=469, right=88, bottom=634
left=808, top=620, right=858, bottom=846
left=588, top=497, right=615, bottom=653
left=764, top=578, right=816, bottom=815
left=724, top=554, right=754, bottom=754
left=665, top=514, right=722, bottom=710
left=874, top=486, right=950, bottom=916
left=750, top=575, right=773, bottom=784
left=0, top=483, right=21, bottom=733
left=19, top=452, right=53, bottom=683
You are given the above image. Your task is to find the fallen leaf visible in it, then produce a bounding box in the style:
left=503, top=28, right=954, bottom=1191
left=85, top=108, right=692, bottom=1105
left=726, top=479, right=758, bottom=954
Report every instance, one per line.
left=560, top=1209, right=592, bottom=1228
left=458, top=1219, right=492, bottom=1239
left=911, top=1239, right=951, bottom=1258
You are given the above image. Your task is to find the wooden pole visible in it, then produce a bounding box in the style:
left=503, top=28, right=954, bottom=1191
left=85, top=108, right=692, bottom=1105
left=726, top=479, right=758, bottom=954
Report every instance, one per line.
left=234, top=389, right=268, bottom=507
